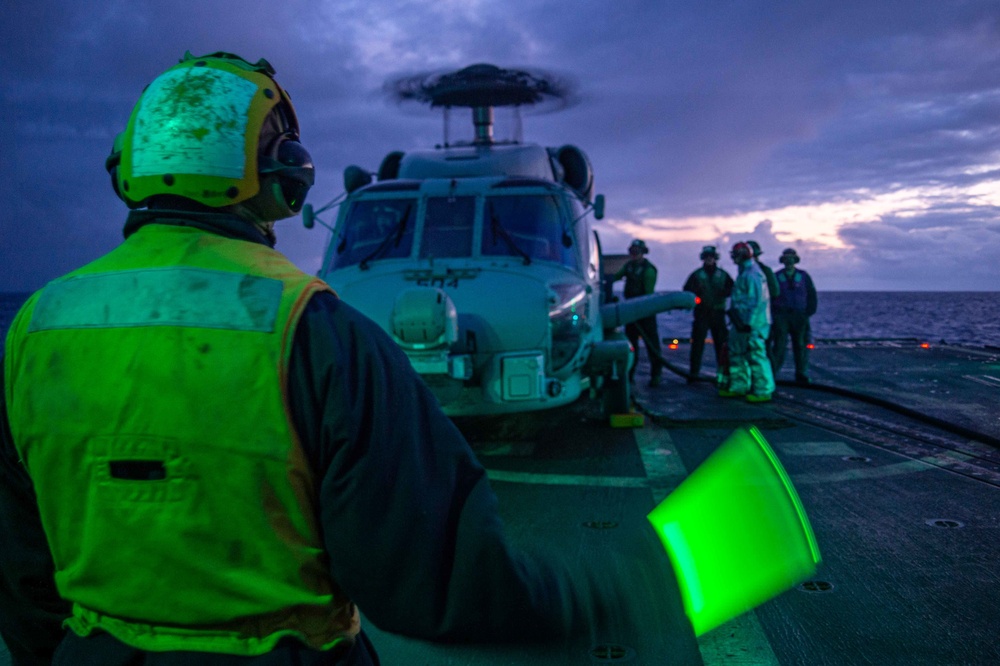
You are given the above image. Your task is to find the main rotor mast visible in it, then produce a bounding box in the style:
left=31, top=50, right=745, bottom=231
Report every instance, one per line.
left=387, top=63, right=575, bottom=146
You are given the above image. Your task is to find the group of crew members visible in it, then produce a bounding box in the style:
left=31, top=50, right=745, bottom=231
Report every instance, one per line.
left=614, top=238, right=817, bottom=403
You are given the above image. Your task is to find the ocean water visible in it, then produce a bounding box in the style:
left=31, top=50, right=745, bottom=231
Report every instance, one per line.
left=656, top=291, right=1000, bottom=347
left=2, top=290, right=999, bottom=347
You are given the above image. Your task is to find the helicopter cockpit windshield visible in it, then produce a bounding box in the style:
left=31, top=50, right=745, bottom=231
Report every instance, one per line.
left=420, top=196, right=476, bottom=258
left=331, top=199, right=415, bottom=270
left=483, top=194, right=576, bottom=268
left=331, top=191, right=581, bottom=270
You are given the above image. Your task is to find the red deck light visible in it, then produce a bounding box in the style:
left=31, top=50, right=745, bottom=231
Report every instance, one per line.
left=920, top=342, right=930, bottom=349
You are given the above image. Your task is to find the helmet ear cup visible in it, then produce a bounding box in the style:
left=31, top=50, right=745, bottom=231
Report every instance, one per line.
left=105, top=133, right=125, bottom=202
left=273, top=139, right=314, bottom=213
left=252, top=137, right=315, bottom=220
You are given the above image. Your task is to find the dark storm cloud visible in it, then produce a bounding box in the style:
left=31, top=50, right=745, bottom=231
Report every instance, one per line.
left=3, top=0, right=1000, bottom=291
left=835, top=205, right=1000, bottom=289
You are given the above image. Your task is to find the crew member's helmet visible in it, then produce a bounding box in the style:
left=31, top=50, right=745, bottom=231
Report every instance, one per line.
left=780, top=248, right=800, bottom=264
left=700, top=245, right=719, bottom=260
left=747, top=240, right=763, bottom=258
left=105, top=51, right=314, bottom=221
left=629, top=239, right=649, bottom=255
left=730, top=242, right=754, bottom=263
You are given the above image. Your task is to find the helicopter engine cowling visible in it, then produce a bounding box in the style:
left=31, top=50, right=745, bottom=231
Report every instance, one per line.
left=552, top=145, right=594, bottom=201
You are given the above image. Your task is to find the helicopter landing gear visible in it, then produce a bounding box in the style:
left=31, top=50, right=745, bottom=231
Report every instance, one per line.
left=603, top=360, right=632, bottom=417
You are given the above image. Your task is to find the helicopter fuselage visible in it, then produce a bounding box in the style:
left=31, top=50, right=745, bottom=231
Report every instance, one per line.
left=319, top=146, right=606, bottom=415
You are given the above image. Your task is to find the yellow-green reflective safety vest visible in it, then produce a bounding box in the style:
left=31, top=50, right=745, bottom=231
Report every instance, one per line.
left=4, top=224, right=359, bottom=655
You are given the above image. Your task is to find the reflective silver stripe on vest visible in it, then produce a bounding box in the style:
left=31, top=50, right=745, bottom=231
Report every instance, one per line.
left=29, top=268, right=283, bottom=332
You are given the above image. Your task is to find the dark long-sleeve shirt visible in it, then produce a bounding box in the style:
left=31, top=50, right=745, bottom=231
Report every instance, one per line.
left=682, top=265, right=733, bottom=314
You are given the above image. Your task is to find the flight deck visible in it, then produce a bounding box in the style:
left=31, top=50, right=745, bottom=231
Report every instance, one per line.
left=364, top=338, right=1000, bottom=665
left=2, top=343, right=998, bottom=664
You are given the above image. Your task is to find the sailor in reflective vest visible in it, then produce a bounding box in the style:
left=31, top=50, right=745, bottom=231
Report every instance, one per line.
left=0, top=53, right=702, bottom=665
left=772, top=248, right=818, bottom=385
left=747, top=240, right=780, bottom=365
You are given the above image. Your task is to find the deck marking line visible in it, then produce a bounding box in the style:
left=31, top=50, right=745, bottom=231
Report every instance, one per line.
left=484, top=469, right=648, bottom=488
left=698, top=612, right=782, bottom=665
left=962, top=374, right=1000, bottom=389
left=634, top=425, right=688, bottom=503
left=632, top=424, right=780, bottom=665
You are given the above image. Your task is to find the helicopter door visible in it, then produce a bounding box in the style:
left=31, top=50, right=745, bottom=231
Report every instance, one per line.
left=594, top=230, right=614, bottom=305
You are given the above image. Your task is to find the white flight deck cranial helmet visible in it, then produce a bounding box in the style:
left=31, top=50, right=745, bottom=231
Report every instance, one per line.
left=105, top=51, right=314, bottom=221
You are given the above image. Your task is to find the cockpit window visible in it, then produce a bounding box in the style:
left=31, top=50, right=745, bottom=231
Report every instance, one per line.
left=420, top=196, right=476, bottom=259
left=482, top=195, right=578, bottom=268
left=331, top=198, right=415, bottom=269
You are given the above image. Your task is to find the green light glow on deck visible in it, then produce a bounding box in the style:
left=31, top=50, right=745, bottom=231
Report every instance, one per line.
left=648, top=427, right=821, bottom=637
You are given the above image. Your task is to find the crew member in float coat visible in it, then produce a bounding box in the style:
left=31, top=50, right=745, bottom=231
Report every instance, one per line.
left=747, top=240, right=779, bottom=364
left=612, top=239, right=664, bottom=386
left=772, top=247, right=818, bottom=385
left=0, top=52, right=702, bottom=665
left=721, top=242, right=775, bottom=402
left=682, top=245, right=733, bottom=386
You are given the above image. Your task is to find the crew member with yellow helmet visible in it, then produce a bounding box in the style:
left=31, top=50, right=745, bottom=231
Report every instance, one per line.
left=0, top=53, right=701, bottom=665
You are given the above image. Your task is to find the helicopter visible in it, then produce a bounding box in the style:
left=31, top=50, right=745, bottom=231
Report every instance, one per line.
left=303, top=63, right=694, bottom=418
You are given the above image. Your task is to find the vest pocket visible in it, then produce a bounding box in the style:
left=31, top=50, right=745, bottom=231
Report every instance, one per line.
left=91, top=436, right=191, bottom=503
left=109, top=459, right=167, bottom=480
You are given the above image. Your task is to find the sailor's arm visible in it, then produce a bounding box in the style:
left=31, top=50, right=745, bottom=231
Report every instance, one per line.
left=750, top=273, right=769, bottom=325
left=723, top=272, right=734, bottom=298
left=805, top=272, right=818, bottom=316
left=286, top=294, right=588, bottom=641
left=0, top=360, right=71, bottom=666
left=644, top=263, right=657, bottom=294
left=682, top=272, right=698, bottom=295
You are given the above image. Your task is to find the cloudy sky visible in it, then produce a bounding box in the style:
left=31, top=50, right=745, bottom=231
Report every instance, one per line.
left=3, top=0, right=1000, bottom=292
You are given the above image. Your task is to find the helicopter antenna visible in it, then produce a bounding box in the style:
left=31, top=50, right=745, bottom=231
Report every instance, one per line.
left=386, top=63, right=578, bottom=146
